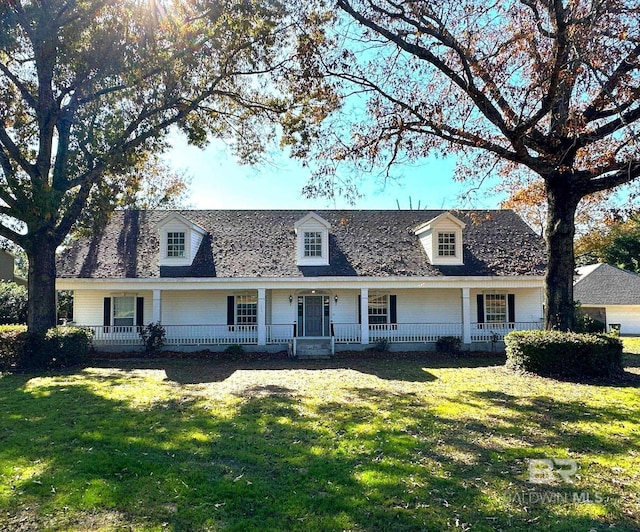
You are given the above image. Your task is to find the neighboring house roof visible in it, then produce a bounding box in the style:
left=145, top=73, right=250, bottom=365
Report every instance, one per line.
left=56, top=209, right=547, bottom=279
left=574, top=263, right=640, bottom=306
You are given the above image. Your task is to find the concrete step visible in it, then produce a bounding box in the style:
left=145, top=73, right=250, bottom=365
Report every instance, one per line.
left=295, top=338, right=332, bottom=358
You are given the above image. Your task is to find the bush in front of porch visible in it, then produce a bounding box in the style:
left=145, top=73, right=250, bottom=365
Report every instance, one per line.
left=0, top=325, right=93, bottom=370
left=505, top=330, right=623, bottom=378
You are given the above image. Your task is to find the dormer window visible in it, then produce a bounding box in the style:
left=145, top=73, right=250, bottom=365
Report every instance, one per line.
left=437, top=232, right=456, bottom=257
left=167, top=232, right=186, bottom=258
left=157, top=213, right=206, bottom=268
left=304, top=231, right=322, bottom=257
left=295, top=212, right=331, bottom=266
left=414, top=212, right=466, bottom=266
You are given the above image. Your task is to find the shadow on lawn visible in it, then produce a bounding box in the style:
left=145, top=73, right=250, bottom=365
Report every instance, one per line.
left=1, top=372, right=636, bottom=531
left=90, top=353, right=505, bottom=385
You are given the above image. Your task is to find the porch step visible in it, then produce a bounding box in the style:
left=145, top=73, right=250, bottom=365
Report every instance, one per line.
left=295, top=338, right=332, bottom=359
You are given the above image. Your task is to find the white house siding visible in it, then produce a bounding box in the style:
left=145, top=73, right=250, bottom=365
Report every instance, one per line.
left=593, top=305, right=640, bottom=335
left=161, top=291, right=227, bottom=325
left=394, top=288, right=461, bottom=323
left=73, top=289, right=154, bottom=325
left=190, top=230, right=203, bottom=263
left=270, top=290, right=297, bottom=324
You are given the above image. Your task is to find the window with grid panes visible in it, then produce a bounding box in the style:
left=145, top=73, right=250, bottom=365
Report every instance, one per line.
left=437, top=232, right=456, bottom=257
left=167, top=231, right=185, bottom=257
left=485, top=294, right=507, bottom=323
left=303, top=231, right=322, bottom=257
left=236, top=294, right=257, bottom=325
left=368, top=294, right=388, bottom=324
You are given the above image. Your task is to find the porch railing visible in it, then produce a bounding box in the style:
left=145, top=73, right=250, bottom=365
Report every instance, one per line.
left=266, top=324, right=295, bottom=344
left=332, top=323, right=361, bottom=343
left=163, top=325, right=258, bottom=346
left=81, top=321, right=544, bottom=347
left=369, top=323, right=463, bottom=343
left=86, top=325, right=143, bottom=346
left=470, top=321, right=544, bottom=342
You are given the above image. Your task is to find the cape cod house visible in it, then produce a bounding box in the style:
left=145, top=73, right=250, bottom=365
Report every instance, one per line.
left=56, top=209, right=547, bottom=354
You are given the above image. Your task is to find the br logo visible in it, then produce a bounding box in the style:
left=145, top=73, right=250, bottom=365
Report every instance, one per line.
left=528, top=459, right=578, bottom=484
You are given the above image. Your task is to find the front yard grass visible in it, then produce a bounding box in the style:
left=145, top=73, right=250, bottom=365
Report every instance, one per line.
left=622, top=336, right=640, bottom=355
left=0, top=353, right=638, bottom=531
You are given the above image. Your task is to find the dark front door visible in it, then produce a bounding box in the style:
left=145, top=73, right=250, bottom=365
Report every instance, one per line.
left=304, top=296, right=324, bottom=336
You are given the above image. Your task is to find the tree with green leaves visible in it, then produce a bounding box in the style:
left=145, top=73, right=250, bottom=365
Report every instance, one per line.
left=576, top=212, right=640, bottom=272
left=0, top=0, right=324, bottom=336
left=299, top=0, right=640, bottom=330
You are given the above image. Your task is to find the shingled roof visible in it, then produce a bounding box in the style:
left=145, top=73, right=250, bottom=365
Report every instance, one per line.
left=56, top=209, right=546, bottom=279
left=574, top=263, right=640, bottom=305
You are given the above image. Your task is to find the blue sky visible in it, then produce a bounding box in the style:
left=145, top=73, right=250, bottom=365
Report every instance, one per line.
left=165, top=134, right=505, bottom=211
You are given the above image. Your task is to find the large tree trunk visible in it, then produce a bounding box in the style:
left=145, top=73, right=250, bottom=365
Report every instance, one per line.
left=26, top=236, right=58, bottom=335
left=544, top=180, right=580, bottom=331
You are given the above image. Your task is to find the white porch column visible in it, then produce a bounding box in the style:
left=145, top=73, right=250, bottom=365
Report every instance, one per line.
left=257, top=288, right=266, bottom=346
left=461, top=288, right=471, bottom=344
left=152, top=289, right=162, bottom=323
left=360, top=288, right=369, bottom=345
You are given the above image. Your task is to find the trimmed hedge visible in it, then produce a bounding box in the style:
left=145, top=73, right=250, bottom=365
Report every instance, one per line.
left=0, top=325, right=93, bottom=371
left=505, top=329, right=623, bottom=378
left=0, top=325, right=27, bottom=369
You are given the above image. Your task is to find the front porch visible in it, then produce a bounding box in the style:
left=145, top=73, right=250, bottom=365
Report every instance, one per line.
left=69, top=284, right=545, bottom=354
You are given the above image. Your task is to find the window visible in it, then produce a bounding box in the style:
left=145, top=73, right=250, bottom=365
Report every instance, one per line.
left=485, top=294, right=507, bottom=323
left=167, top=231, right=185, bottom=257
left=437, top=232, right=456, bottom=257
left=236, top=294, right=257, bottom=325
left=303, top=231, right=322, bottom=257
left=368, top=294, right=388, bottom=324
left=113, top=296, right=135, bottom=327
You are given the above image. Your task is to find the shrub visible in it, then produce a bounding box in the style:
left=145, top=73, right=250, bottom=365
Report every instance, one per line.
left=0, top=325, right=92, bottom=370
left=139, top=322, right=166, bottom=353
left=505, top=329, right=623, bottom=378
left=436, top=335, right=462, bottom=355
left=367, top=339, right=390, bottom=353
left=0, top=325, right=27, bottom=370
left=45, top=327, right=93, bottom=367
left=0, top=282, right=27, bottom=324
left=224, top=344, right=245, bottom=356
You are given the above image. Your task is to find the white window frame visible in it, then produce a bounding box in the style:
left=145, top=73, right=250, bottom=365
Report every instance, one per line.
left=368, top=294, right=389, bottom=325
left=484, top=293, right=507, bottom=323
left=303, top=231, right=323, bottom=257
left=167, top=231, right=186, bottom=258
left=236, top=294, right=257, bottom=326
left=437, top=232, right=457, bottom=257
left=113, top=296, right=135, bottom=327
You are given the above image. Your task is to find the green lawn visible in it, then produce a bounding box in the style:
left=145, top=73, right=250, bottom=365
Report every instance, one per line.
left=0, top=353, right=638, bottom=531
left=622, top=336, right=640, bottom=355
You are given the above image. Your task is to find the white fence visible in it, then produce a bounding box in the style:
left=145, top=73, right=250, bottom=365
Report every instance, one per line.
left=332, top=323, right=361, bottom=343
left=84, top=324, right=258, bottom=347
left=266, top=324, right=295, bottom=344
left=369, top=323, right=463, bottom=343
left=82, top=321, right=543, bottom=347
left=470, top=321, right=544, bottom=342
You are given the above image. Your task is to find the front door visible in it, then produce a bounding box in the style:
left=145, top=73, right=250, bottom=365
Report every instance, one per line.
left=304, top=296, right=324, bottom=336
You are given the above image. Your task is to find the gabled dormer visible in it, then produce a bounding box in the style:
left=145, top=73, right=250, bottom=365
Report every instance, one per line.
left=156, top=213, right=207, bottom=267
left=294, top=212, right=330, bottom=266
left=414, top=212, right=466, bottom=266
